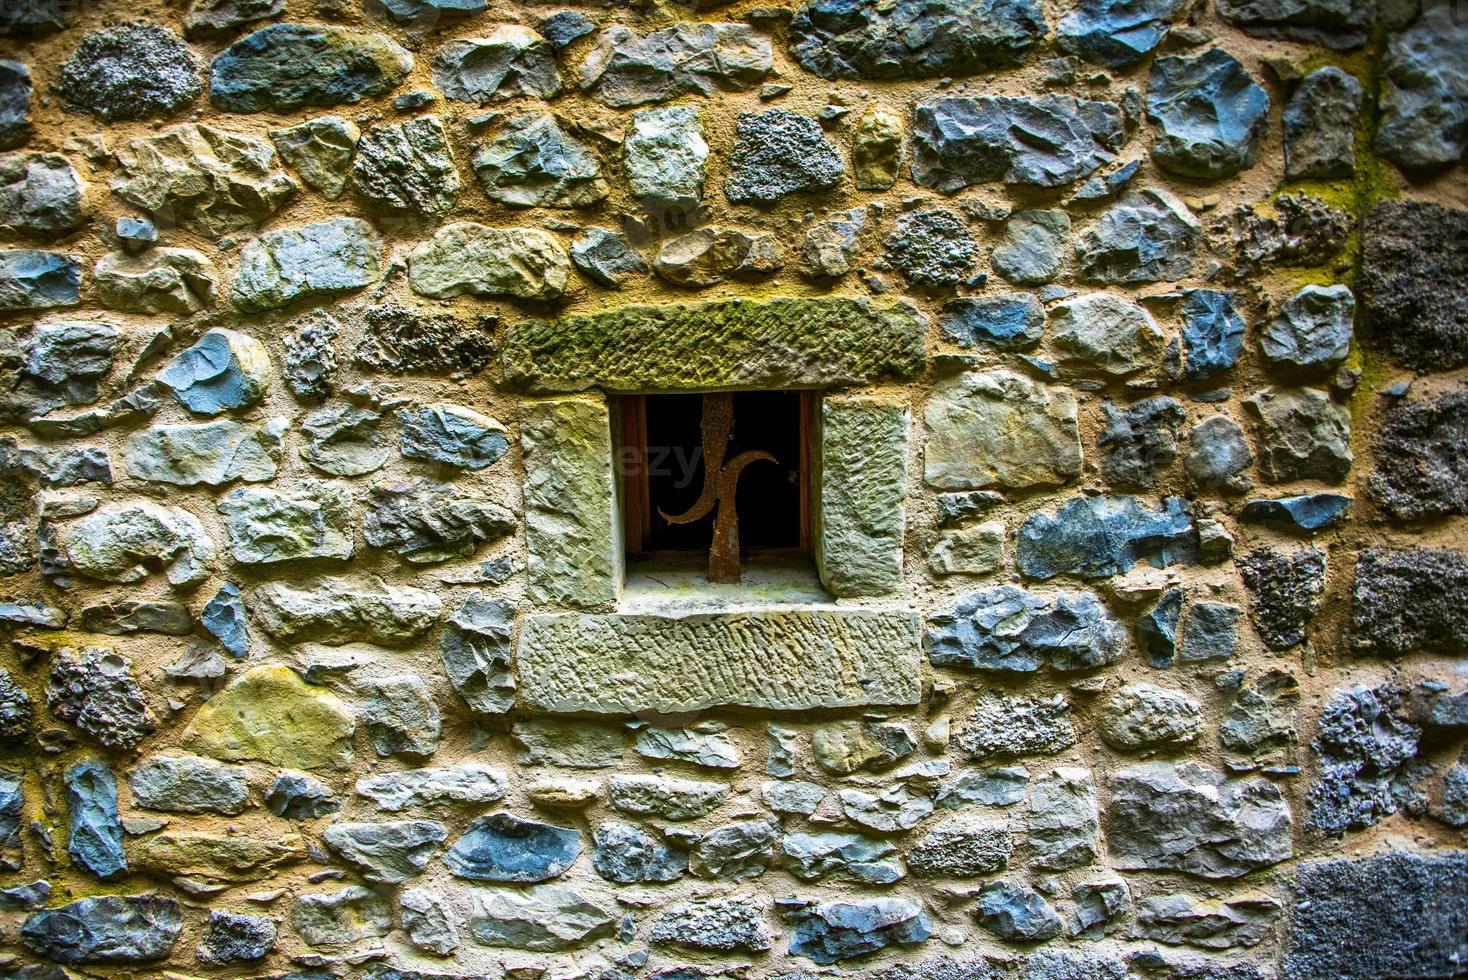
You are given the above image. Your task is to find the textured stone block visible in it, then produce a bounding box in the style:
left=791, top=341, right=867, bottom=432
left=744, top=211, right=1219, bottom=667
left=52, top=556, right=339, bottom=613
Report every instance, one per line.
left=817, top=395, right=908, bottom=597
left=516, top=608, right=923, bottom=713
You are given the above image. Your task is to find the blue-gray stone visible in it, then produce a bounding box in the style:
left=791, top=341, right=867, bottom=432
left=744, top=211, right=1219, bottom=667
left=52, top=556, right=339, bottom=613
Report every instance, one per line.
left=0, top=0, right=70, bottom=34
left=976, top=880, right=1061, bottom=941
left=884, top=209, right=977, bottom=287
left=911, top=96, right=1124, bottom=191
left=1185, top=415, right=1253, bottom=494
left=1216, top=0, right=1373, bottom=48
left=937, top=767, right=1029, bottom=808
left=992, top=210, right=1069, bottom=285
left=201, top=583, right=250, bottom=658
left=1260, top=284, right=1354, bottom=376
left=725, top=109, right=844, bottom=204
left=439, top=592, right=516, bottom=715
left=159, top=328, right=271, bottom=415
left=17, top=443, right=112, bottom=487
left=22, top=894, right=182, bottom=964
left=540, top=10, right=596, bottom=48
left=266, top=771, right=340, bottom=820
left=1241, top=494, right=1352, bottom=532
left=1075, top=188, right=1199, bottom=283
left=397, top=403, right=510, bottom=469
left=209, top=24, right=413, bottom=113
left=0, top=879, right=50, bottom=910
left=1146, top=49, right=1270, bottom=179
left=323, top=820, right=448, bottom=884
left=197, top=909, right=277, bottom=964
left=1017, top=495, right=1197, bottom=580
left=1307, top=683, right=1424, bottom=837
left=115, top=216, right=158, bottom=252
left=230, top=217, right=382, bottom=312
left=593, top=821, right=687, bottom=883
left=1368, top=384, right=1468, bottom=522
left=785, top=897, right=933, bottom=964
left=0, top=667, right=29, bottom=741
left=1239, top=547, right=1326, bottom=650
left=0, top=152, right=85, bottom=237
left=445, top=813, right=581, bottom=883
left=471, top=112, right=608, bottom=209
left=927, top=585, right=1122, bottom=672
left=0, top=250, right=81, bottom=310
left=1376, top=3, right=1468, bottom=171
left=779, top=831, right=903, bottom=884
left=1055, top=0, right=1186, bottom=67
left=1099, top=396, right=1185, bottom=489
left=1245, top=386, right=1353, bottom=484
left=351, top=115, right=461, bottom=217
left=0, top=767, right=22, bottom=870
left=1137, top=588, right=1182, bottom=667
left=65, top=760, right=126, bottom=880
left=1284, top=67, right=1362, bottom=179
left=128, top=754, right=249, bottom=816
left=572, top=227, right=648, bottom=288
left=1071, top=158, right=1140, bottom=202
left=0, top=60, right=31, bottom=150
left=58, top=22, right=201, bottom=122
left=939, top=294, right=1044, bottom=351
left=789, top=0, right=1046, bottom=80
left=1179, top=601, right=1239, bottom=662
left=378, top=0, right=487, bottom=21
left=1181, top=288, right=1245, bottom=380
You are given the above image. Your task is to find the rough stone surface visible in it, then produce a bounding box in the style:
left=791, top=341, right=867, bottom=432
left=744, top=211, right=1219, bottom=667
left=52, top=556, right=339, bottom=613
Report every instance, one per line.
left=800, top=208, right=867, bottom=279
left=1360, top=201, right=1468, bottom=371
left=1369, top=385, right=1468, bottom=521
left=467, top=885, right=614, bottom=950
left=1238, top=548, right=1326, bottom=650
left=1098, top=683, right=1203, bottom=751
left=197, top=910, right=276, bottom=965
left=270, top=116, right=359, bottom=200
left=95, top=249, right=218, bottom=315
left=251, top=578, right=441, bottom=646
left=55, top=501, right=216, bottom=585
left=654, top=226, right=785, bottom=287
left=1056, top=0, right=1185, bottom=67
left=885, top=209, right=977, bottom=287
left=726, top=110, right=844, bottom=203
left=1260, top=284, right=1354, bottom=376
left=579, top=24, right=772, bottom=108
left=0, top=61, right=31, bottom=150
left=59, top=22, right=201, bottom=122
left=1349, top=547, right=1468, bottom=657
left=1182, top=288, right=1245, bottom=381
left=925, top=369, right=1079, bottom=491
left=1017, top=495, right=1195, bottom=580
left=445, top=813, right=581, bottom=882
left=324, top=820, right=447, bottom=884
left=939, top=294, right=1044, bottom=351
left=46, top=647, right=156, bottom=751
left=817, top=396, right=907, bottom=596
left=1100, top=397, right=1185, bottom=488
left=1075, top=189, right=1200, bottom=283
left=1051, top=292, right=1166, bottom=375
left=409, top=222, right=569, bottom=300
left=22, top=894, right=182, bottom=964
left=472, top=113, right=608, bottom=209
left=594, top=821, right=688, bottom=882
left=0, top=249, right=82, bottom=310
left=352, top=115, right=461, bottom=216
left=1244, top=387, right=1352, bottom=484
left=786, top=898, right=934, bottom=964
left=1307, top=683, right=1426, bottom=836
left=907, top=813, right=1012, bottom=877
left=993, top=210, right=1069, bottom=285
left=218, top=481, right=354, bottom=564
left=1375, top=3, right=1468, bottom=171
left=185, top=664, right=355, bottom=769
left=125, top=418, right=287, bottom=487
left=209, top=24, right=413, bottom=112
left=291, top=886, right=390, bottom=946
left=572, top=227, right=648, bottom=288
left=1029, top=767, right=1099, bottom=870
left=365, top=479, right=515, bottom=564
left=651, top=895, right=773, bottom=951
left=1186, top=415, right=1254, bottom=494
left=956, top=692, right=1076, bottom=759
left=0, top=153, right=85, bottom=237
left=433, top=29, right=560, bottom=103
left=927, top=585, right=1122, bottom=673
left=66, top=760, right=126, bottom=879
left=1147, top=49, right=1269, bottom=178
left=128, top=754, right=249, bottom=815
left=1284, top=67, right=1362, bottom=179
left=232, top=218, right=382, bottom=311
left=354, top=305, right=496, bottom=377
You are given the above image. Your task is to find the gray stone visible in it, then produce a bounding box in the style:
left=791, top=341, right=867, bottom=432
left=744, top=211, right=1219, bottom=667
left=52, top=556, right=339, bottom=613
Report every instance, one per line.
left=433, top=28, right=560, bottom=103
left=1244, top=387, right=1352, bottom=483
left=1056, top=0, right=1185, bottom=67
left=786, top=897, right=933, bottom=964
left=59, top=22, right=200, bottom=121
left=924, top=369, right=1079, bottom=490
left=571, top=227, right=647, bottom=288
left=22, top=894, right=182, bottom=964
left=282, top=310, right=341, bottom=402
left=593, top=821, right=687, bottom=882
left=992, top=211, right=1068, bottom=285
left=20, top=320, right=120, bottom=408
left=266, top=771, right=340, bottom=819
left=269, top=116, right=360, bottom=199
left=47, top=648, right=156, bottom=751
left=0, top=668, right=32, bottom=741
left=817, top=395, right=907, bottom=596
left=1221, top=669, right=1300, bottom=755
left=938, top=767, right=1028, bottom=808
left=956, top=692, right=1075, bottom=759
left=610, top=774, right=729, bottom=820
left=377, top=0, right=487, bottom=21
left=1098, top=683, right=1203, bottom=750
left=251, top=578, right=441, bottom=646
left=113, top=124, right=297, bottom=237
left=1070, top=879, right=1131, bottom=939
left=0, top=879, right=49, bottom=911
left=1260, top=284, right=1353, bottom=376
left=291, top=886, right=391, bottom=947
left=1185, top=415, right=1253, bottom=494
left=65, top=760, right=126, bottom=879
left=1216, top=0, right=1372, bottom=46
left=514, top=719, right=624, bottom=768
left=1179, top=601, right=1239, bottom=662
left=654, top=226, right=785, bottom=287
left=323, top=820, right=447, bottom=883
left=1441, top=755, right=1468, bottom=827
left=725, top=109, right=844, bottom=203
left=884, top=208, right=976, bottom=287
left=977, top=881, right=1061, bottom=941
left=355, top=305, right=498, bottom=377
left=637, top=722, right=741, bottom=768
left=1076, top=189, right=1200, bottom=283
left=186, top=0, right=284, bottom=36
left=0, top=768, right=19, bottom=869
left=446, top=813, right=581, bottom=882
left=1234, top=193, right=1351, bottom=277
left=365, top=479, right=515, bottom=565
left=1051, top=292, right=1165, bottom=375
left=841, top=784, right=936, bottom=832
left=209, top=24, right=413, bottom=112
left=400, top=887, right=459, bottom=955
left=361, top=675, right=440, bottom=758
left=1238, top=548, right=1325, bottom=649
left=1182, top=288, right=1245, bottom=381
left=1135, top=893, right=1281, bottom=950
left=0, top=250, right=80, bottom=310
left=1147, top=50, right=1269, bottom=179
left=790, top=0, right=1045, bottom=79
left=55, top=501, right=215, bottom=585
left=1361, top=201, right=1468, bottom=371
left=1108, top=762, right=1293, bottom=878
left=1307, top=683, right=1425, bottom=836
left=929, top=520, right=1005, bottom=577
left=467, top=885, right=614, bottom=951
left=472, top=113, right=607, bottom=209
left=626, top=105, right=707, bottom=210
left=94, top=249, right=218, bottom=315
left=690, top=819, right=777, bottom=880
left=813, top=720, right=915, bottom=774
left=1284, top=67, right=1362, bottom=179
left=1017, top=495, right=1196, bottom=580
left=351, top=115, right=460, bottom=216
left=77, top=600, right=191, bottom=636
left=398, top=402, right=509, bottom=469
left=196, top=909, right=276, bottom=964
left=1100, top=397, right=1185, bottom=488
left=651, top=895, right=772, bottom=952
left=440, top=594, right=515, bottom=715
left=409, top=222, right=570, bottom=300
left=356, top=762, right=507, bottom=812
left=765, top=779, right=824, bottom=814
left=231, top=217, right=382, bottom=311
left=579, top=23, right=772, bottom=108
left=127, top=754, right=249, bottom=815
left=800, top=208, right=867, bottom=279
left=0, top=153, right=85, bottom=237
left=907, top=813, right=1011, bottom=877
left=1376, top=4, right=1468, bottom=171
left=112, top=217, right=156, bottom=252
left=1028, top=767, right=1098, bottom=870
left=17, top=442, right=111, bottom=486
left=217, top=481, right=353, bottom=564
left=300, top=405, right=386, bottom=477
left=781, top=832, right=902, bottom=884
left=911, top=96, right=1122, bottom=192
left=540, top=11, right=596, bottom=48
left=939, top=295, right=1044, bottom=352
left=927, top=585, right=1122, bottom=673
left=0, top=61, right=31, bottom=150
left=1369, top=384, right=1468, bottom=521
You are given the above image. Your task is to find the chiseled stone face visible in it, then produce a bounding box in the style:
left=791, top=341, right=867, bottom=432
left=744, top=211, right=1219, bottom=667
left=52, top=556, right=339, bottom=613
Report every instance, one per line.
left=817, top=395, right=909, bottom=597
left=924, top=369, right=1081, bottom=491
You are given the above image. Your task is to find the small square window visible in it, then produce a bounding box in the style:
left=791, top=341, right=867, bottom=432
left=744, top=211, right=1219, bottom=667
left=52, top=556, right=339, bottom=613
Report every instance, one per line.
left=617, top=391, right=813, bottom=579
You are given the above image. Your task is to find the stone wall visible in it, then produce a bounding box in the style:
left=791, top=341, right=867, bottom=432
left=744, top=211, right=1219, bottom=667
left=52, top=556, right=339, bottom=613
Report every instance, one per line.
left=0, top=0, right=1465, bottom=976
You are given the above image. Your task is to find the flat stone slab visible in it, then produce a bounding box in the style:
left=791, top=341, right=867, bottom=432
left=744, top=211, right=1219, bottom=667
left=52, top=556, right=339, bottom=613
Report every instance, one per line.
left=516, top=608, right=923, bottom=713
left=502, top=296, right=926, bottom=393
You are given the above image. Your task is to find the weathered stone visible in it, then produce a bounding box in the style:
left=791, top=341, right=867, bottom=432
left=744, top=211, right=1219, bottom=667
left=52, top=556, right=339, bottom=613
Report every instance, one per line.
left=467, top=885, right=614, bottom=950
left=812, top=721, right=915, bottom=774
left=1179, top=601, right=1239, bottom=662
left=0, top=61, right=31, bottom=150
left=47, top=648, right=156, bottom=751
left=1369, top=384, right=1468, bottom=521
left=400, top=888, right=459, bottom=956
left=218, top=481, right=354, bottom=566
left=923, top=369, right=1079, bottom=492
left=1099, top=683, right=1203, bottom=751
left=651, top=895, right=772, bottom=952
left=232, top=217, right=382, bottom=311
left=132, top=829, right=305, bottom=889
left=911, top=96, right=1122, bottom=192
left=1182, top=288, right=1245, bottom=381
left=377, top=0, right=488, bottom=21
left=1135, top=893, right=1281, bottom=950
left=726, top=109, right=843, bottom=203
left=125, top=418, right=287, bottom=487
left=853, top=104, right=903, bottom=190
left=841, top=783, right=936, bottom=832
left=790, top=0, right=1045, bottom=79
left=766, top=779, right=827, bottom=815
left=269, top=116, right=359, bottom=200
left=265, top=771, right=339, bottom=819
left=1017, top=495, right=1195, bottom=580
left=94, top=249, right=217, bottom=315
left=515, top=719, right=624, bottom=768
left=398, top=403, right=509, bottom=470
left=1221, top=669, right=1300, bottom=755
left=1070, top=879, right=1131, bottom=939
left=113, top=124, right=297, bottom=237
left=291, top=886, right=391, bottom=947
left=1056, top=0, right=1184, bottom=67
left=299, top=405, right=386, bottom=478
left=654, top=226, right=784, bottom=287
left=1108, top=762, right=1293, bottom=878
left=579, top=24, right=771, bottom=108
left=0, top=250, right=81, bottom=310
left=690, top=819, right=777, bottom=880
left=884, top=209, right=976, bottom=287
left=66, top=760, right=126, bottom=879
left=251, top=578, right=440, bottom=648
left=907, top=813, right=1011, bottom=877
left=1349, top=547, right=1468, bottom=657
left=1100, top=397, right=1185, bottom=488
left=357, top=762, right=507, bottom=812
left=185, top=664, right=355, bottom=770
left=1216, top=0, right=1372, bottom=46
left=19, top=321, right=119, bottom=409
left=956, top=692, right=1075, bottom=759
left=0, top=669, right=32, bottom=741
left=1185, top=415, right=1253, bottom=494
left=409, top=222, right=569, bottom=300
left=22, top=894, right=182, bottom=964
left=0, top=153, right=84, bottom=237
left=128, top=754, right=248, bottom=815
left=324, top=820, right=447, bottom=884
left=1233, top=193, right=1350, bottom=277
left=817, top=395, right=907, bottom=596
left=1284, top=851, right=1468, bottom=980
left=593, top=821, right=687, bottom=882
left=365, top=480, right=515, bottom=565
left=1284, top=67, right=1361, bottom=179
left=1241, top=493, right=1351, bottom=532
left=446, top=813, right=581, bottom=882
left=360, top=675, right=439, bottom=758
left=1375, top=4, right=1468, bottom=171
left=1028, top=767, right=1098, bottom=870
left=800, top=208, right=867, bottom=279
left=1244, top=387, right=1352, bottom=484
left=937, top=767, right=1028, bottom=808
left=1147, top=50, right=1269, bottom=178
left=976, top=881, right=1061, bottom=941
left=927, top=586, right=1121, bottom=673
left=472, top=113, right=607, bottom=209
left=1076, top=189, right=1200, bottom=283
left=0, top=769, right=19, bottom=870
left=196, top=909, right=276, bottom=965
left=1361, top=201, right=1468, bottom=371
left=210, top=24, right=413, bottom=112
left=939, top=294, right=1045, bottom=352
left=781, top=832, right=901, bottom=884
left=59, top=22, right=200, bottom=121
left=610, top=775, right=729, bottom=820
left=55, top=501, right=215, bottom=586
left=1260, top=285, right=1353, bottom=376
left=440, top=594, right=515, bottom=715
left=433, top=28, right=560, bottom=103
left=1237, top=548, right=1324, bottom=651
left=1307, top=682, right=1425, bottom=836
left=352, top=115, right=460, bottom=216
left=929, top=520, right=1005, bottom=577
left=186, top=0, right=283, bottom=35
left=77, top=600, right=190, bottom=636
left=354, top=305, right=497, bottom=377
left=786, top=898, right=933, bottom=964
left=1051, top=293, right=1166, bottom=375
left=992, top=211, right=1069, bottom=285
left=540, top=10, right=595, bottom=48
left=18, top=442, right=111, bottom=487
left=637, top=722, right=741, bottom=769
left=571, top=227, right=647, bottom=288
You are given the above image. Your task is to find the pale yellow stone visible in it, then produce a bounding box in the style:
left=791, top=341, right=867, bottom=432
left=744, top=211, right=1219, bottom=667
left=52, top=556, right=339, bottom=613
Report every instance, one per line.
left=185, top=664, right=355, bottom=770
left=132, top=830, right=307, bottom=887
